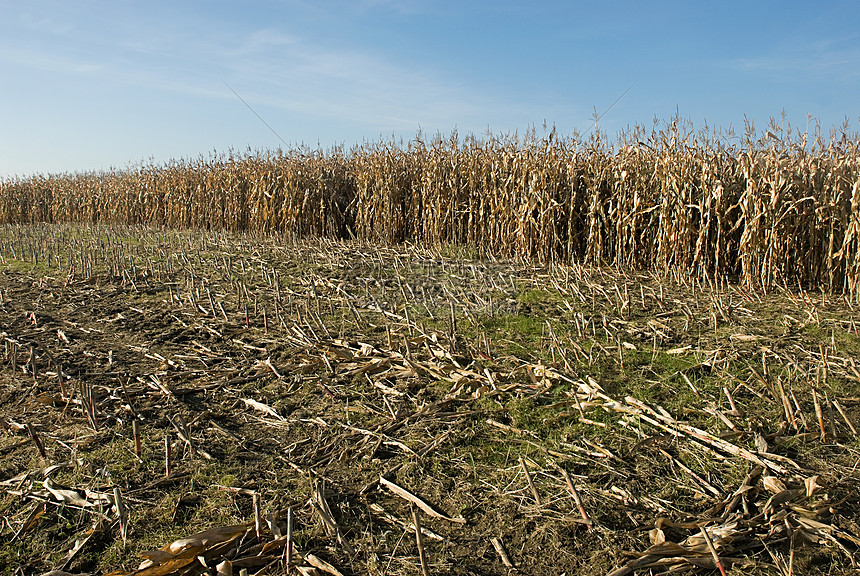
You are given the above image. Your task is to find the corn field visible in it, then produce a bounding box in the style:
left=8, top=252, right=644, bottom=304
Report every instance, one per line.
left=2, top=120, right=859, bottom=297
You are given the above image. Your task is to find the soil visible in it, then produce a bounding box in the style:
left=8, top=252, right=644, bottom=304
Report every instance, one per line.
left=1, top=225, right=859, bottom=575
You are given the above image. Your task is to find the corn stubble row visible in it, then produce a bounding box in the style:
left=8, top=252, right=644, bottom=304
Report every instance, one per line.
left=2, top=121, right=859, bottom=297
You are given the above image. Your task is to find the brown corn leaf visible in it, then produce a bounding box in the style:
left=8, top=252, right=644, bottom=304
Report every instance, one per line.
left=43, top=479, right=91, bottom=508
left=132, top=557, right=197, bottom=576
left=165, top=523, right=250, bottom=555
left=242, top=398, right=285, bottom=421
left=379, top=476, right=466, bottom=524
left=215, top=560, right=233, bottom=576
left=649, top=528, right=666, bottom=546
left=762, top=476, right=786, bottom=494
left=305, top=554, right=345, bottom=576
left=804, top=475, right=820, bottom=498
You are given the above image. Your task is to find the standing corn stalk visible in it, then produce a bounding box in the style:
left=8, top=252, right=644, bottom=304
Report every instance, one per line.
left=1, top=120, right=858, bottom=299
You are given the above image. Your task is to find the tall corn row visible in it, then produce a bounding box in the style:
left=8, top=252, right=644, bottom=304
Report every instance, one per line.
left=815, top=139, right=860, bottom=297
left=582, top=132, right=615, bottom=267
left=352, top=142, right=416, bottom=243
left=414, top=134, right=458, bottom=247
left=2, top=122, right=859, bottom=297
left=515, top=137, right=553, bottom=261
left=689, top=143, right=743, bottom=282
left=651, top=122, right=694, bottom=273
left=838, top=177, right=860, bottom=298
left=609, top=129, right=664, bottom=272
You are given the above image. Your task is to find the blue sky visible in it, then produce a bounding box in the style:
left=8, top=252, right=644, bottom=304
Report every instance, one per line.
left=1, top=0, right=858, bottom=178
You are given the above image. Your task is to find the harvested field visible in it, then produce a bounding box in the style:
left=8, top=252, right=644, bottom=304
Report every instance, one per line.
left=1, top=224, right=859, bottom=575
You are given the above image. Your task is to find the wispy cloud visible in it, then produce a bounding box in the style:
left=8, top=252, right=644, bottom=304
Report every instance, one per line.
left=731, top=37, right=860, bottom=83
left=0, top=5, right=533, bottom=134
left=0, top=0, right=587, bottom=165
left=219, top=30, right=482, bottom=128
left=217, top=17, right=584, bottom=135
